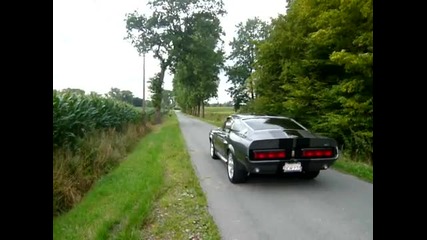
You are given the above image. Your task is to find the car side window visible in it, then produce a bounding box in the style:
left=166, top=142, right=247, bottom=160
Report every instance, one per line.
left=231, top=120, right=243, bottom=132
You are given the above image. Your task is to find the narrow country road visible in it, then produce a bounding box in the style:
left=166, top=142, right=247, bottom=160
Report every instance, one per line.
left=175, top=111, right=373, bottom=240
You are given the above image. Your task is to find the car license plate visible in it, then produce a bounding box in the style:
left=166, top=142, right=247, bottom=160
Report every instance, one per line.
left=283, top=162, right=302, bottom=172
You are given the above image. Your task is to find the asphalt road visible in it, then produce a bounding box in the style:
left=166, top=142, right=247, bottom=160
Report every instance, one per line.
left=175, top=111, right=373, bottom=240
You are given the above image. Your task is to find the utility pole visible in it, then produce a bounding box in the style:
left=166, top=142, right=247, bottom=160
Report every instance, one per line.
left=142, top=52, right=146, bottom=113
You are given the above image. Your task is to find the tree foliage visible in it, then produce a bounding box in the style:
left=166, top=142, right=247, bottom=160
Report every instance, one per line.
left=148, top=73, right=163, bottom=117
left=132, top=97, right=143, bottom=107
left=172, top=10, right=224, bottom=117
left=225, top=17, right=270, bottom=111
left=161, top=90, right=175, bottom=110
left=244, top=0, right=372, bottom=161
left=61, top=88, right=86, bottom=95
left=125, top=0, right=225, bottom=123
left=106, top=87, right=135, bottom=104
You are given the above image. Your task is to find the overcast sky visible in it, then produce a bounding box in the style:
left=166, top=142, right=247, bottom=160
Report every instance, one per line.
left=53, top=0, right=287, bottom=103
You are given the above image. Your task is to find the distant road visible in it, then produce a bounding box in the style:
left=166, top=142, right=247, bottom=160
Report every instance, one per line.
left=176, top=111, right=373, bottom=240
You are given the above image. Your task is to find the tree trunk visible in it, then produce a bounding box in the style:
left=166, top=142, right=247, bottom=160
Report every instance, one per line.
left=197, top=103, right=200, bottom=117
left=250, top=80, right=255, bottom=100
left=202, top=101, right=205, bottom=118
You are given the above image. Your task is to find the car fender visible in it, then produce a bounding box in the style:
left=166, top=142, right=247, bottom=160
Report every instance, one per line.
left=227, top=143, right=251, bottom=172
left=227, top=143, right=235, bottom=156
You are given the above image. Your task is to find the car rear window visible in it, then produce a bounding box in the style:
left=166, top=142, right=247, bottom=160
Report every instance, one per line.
left=243, top=118, right=305, bottom=130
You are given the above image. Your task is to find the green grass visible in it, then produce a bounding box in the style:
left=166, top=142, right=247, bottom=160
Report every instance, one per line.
left=195, top=106, right=235, bottom=126
left=140, top=114, right=221, bottom=240
left=53, top=113, right=220, bottom=240
left=53, top=123, right=150, bottom=216
left=205, top=106, right=235, bottom=113
left=192, top=107, right=373, bottom=183
left=332, top=154, right=373, bottom=183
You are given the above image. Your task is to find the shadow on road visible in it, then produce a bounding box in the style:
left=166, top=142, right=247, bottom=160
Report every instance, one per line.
left=223, top=170, right=334, bottom=191
left=246, top=173, right=322, bottom=185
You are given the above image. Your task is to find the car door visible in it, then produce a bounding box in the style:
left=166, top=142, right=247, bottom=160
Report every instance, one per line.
left=215, top=117, right=233, bottom=158
left=229, top=119, right=248, bottom=161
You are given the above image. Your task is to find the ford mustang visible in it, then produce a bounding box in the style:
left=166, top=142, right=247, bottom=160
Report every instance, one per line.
left=208, top=114, right=340, bottom=183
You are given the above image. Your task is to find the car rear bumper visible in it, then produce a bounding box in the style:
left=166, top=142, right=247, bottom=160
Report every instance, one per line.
left=245, top=158, right=338, bottom=174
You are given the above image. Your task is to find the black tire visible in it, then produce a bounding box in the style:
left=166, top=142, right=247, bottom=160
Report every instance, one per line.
left=210, top=139, right=219, bottom=159
left=300, top=170, right=320, bottom=180
left=227, top=151, right=248, bottom=183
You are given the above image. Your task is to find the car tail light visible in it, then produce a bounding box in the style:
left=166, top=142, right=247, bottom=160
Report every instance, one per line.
left=253, top=150, right=286, bottom=160
left=301, top=149, right=334, bottom=158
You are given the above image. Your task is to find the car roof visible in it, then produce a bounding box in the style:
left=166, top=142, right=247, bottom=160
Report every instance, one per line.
left=230, top=114, right=291, bottom=120
left=229, top=114, right=308, bottom=131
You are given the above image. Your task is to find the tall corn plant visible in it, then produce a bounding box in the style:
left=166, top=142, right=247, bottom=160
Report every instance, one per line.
left=53, top=91, right=141, bottom=149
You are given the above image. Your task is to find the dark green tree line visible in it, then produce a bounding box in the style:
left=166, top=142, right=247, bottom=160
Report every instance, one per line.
left=172, top=10, right=225, bottom=117
left=245, top=0, right=373, bottom=161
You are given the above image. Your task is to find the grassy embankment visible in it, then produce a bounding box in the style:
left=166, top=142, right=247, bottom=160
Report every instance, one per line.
left=191, top=106, right=373, bottom=183
left=53, top=114, right=221, bottom=240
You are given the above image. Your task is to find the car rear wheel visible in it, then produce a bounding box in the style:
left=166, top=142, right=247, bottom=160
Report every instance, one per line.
left=300, top=170, right=320, bottom=179
left=227, top=151, right=248, bottom=183
left=210, top=140, right=219, bottom=159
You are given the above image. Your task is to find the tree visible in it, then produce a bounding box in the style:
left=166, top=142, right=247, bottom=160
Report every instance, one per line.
left=120, top=90, right=134, bottom=104
left=315, top=0, right=373, bottom=159
left=61, top=88, right=85, bottom=95
left=106, top=87, right=122, bottom=100
left=107, top=88, right=134, bottom=104
left=161, top=90, right=175, bottom=109
left=225, top=17, right=270, bottom=111
left=172, top=10, right=225, bottom=117
left=125, top=0, right=226, bottom=123
left=145, top=100, right=154, bottom=108
left=89, top=91, right=101, bottom=97
left=148, top=73, right=163, bottom=122
left=132, top=97, right=143, bottom=107
left=252, top=0, right=372, bottom=161
left=187, top=12, right=224, bottom=117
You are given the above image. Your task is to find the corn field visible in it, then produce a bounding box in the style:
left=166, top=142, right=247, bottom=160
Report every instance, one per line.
left=53, top=91, right=141, bottom=149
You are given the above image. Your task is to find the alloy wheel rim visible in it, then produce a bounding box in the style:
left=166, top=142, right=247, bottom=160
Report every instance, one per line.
left=228, top=153, right=234, bottom=179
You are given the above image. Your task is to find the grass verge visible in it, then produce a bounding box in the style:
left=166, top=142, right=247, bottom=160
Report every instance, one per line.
left=140, top=114, right=221, bottom=240
left=190, top=107, right=373, bottom=183
left=53, top=123, right=150, bottom=216
left=53, top=113, right=221, bottom=240
left=331, top=154, right=373, bottom=183
left=188, top=107, right=234, bottom=127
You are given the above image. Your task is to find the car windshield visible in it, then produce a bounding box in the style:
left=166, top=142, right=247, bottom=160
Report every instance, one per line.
left=243, top=117, right=305, bottom=130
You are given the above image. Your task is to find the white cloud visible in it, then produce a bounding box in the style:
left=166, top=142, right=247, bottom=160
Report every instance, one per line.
left=53, top=0, right=287, bottom=102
